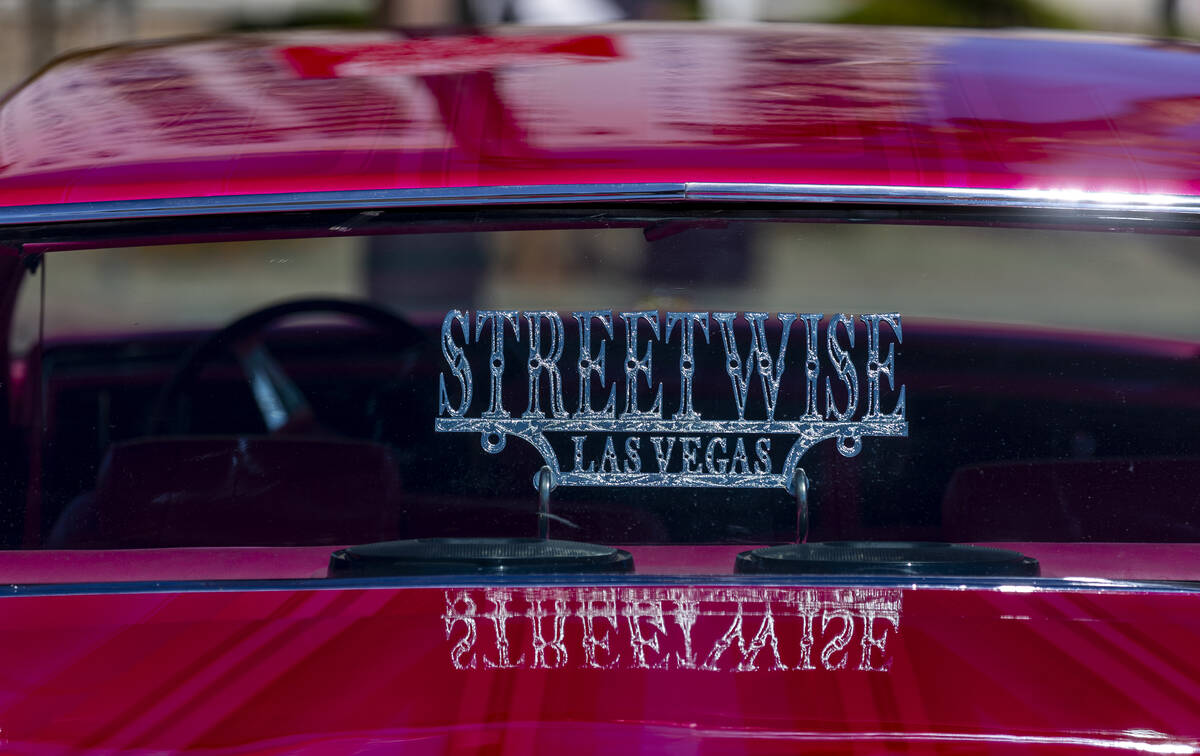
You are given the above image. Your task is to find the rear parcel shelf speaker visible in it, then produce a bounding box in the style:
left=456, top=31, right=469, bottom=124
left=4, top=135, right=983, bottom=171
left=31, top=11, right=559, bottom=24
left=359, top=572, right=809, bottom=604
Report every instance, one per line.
left=329, top=537, right=634, bottom=577
left=735, top=541, right=1040, bottom=577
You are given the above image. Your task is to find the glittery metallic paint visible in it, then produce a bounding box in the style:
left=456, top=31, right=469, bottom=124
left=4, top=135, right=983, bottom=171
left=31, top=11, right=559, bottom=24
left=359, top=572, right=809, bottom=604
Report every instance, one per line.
left=5, top=27, right=1200, bottom=209
left=0, top=581, right=1198, bottom=753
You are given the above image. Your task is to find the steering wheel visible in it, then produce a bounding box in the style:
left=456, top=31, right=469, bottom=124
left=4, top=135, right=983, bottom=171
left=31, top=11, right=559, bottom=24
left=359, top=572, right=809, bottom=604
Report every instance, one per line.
left=148, top=297, right=427, bottom=436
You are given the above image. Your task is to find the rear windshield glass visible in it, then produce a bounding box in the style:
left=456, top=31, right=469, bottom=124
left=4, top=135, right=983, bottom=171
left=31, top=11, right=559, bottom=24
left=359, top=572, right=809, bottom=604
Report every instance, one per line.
left=5, top=218, right=1199, bottom=580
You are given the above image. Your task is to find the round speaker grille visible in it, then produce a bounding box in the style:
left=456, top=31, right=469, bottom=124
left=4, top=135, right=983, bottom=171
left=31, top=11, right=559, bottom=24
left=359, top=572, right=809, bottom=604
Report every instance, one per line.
left=736, top=541, right=1039, bottom=577
left=329, top=537, right=634, bottom=577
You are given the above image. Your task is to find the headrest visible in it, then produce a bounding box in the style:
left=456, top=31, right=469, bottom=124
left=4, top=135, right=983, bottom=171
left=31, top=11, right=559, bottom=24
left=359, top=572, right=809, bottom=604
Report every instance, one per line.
left=49, top=436, right=403, bottom=548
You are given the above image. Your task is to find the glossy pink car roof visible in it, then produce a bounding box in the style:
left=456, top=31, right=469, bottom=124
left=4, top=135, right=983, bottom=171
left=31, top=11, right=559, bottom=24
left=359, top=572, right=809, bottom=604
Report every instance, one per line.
left=3, top=24, right=1200, bottom=210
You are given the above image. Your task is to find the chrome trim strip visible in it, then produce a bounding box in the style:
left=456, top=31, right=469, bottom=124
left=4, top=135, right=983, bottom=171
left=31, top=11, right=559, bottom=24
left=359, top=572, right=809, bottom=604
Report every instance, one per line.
left=4, top=182, right=1200, bottom=227
left=0, top=184, right=688, bottom=226
left=0, top=574, right=1195, bottom=598
left=684, top=182, right=1200, bottom=212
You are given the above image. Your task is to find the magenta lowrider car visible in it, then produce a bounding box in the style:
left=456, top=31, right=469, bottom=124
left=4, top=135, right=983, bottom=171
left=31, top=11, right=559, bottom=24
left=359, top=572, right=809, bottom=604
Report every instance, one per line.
left=0, top=22, right=1197, bottom=754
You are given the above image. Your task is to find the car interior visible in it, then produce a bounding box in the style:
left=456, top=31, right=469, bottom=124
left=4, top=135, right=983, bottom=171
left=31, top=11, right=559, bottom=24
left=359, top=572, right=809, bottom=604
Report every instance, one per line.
left=1, top=213, right=1197, bottom=579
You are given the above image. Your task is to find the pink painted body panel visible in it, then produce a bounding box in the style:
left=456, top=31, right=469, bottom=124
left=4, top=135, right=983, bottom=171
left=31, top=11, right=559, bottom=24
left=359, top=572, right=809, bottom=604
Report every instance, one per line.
left=0, top=581, right=1197, bottom=753
left=4, top=27, right=1200, bottom=206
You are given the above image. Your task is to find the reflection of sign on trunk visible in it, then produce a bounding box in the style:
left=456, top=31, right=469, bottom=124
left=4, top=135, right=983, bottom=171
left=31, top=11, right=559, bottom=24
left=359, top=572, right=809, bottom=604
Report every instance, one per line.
left=435, top=310, right=907, bottom=492
left=444, top=587, right=902, bottom=672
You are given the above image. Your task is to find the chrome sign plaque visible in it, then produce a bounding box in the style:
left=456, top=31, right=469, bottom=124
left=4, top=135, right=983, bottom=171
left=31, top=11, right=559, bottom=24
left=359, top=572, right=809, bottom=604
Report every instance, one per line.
left=435, top=311, right=906, bottom=492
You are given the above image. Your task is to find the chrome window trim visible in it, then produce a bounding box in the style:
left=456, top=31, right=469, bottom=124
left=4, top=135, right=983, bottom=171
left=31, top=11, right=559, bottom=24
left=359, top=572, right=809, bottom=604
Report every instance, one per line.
left=685, top=182, right=1200, bottom=213
left=0, top=574, right=1195, bottom=598
left=4, top=182, right=1200, bottom=226
left=0, top=184, right=687, bottom=226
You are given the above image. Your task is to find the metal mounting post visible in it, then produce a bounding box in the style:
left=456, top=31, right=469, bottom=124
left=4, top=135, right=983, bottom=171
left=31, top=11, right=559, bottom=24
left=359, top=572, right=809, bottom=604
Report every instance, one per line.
left=536, top=465, right=553, bottom=540
left=793, top=468, right=810, bottom=544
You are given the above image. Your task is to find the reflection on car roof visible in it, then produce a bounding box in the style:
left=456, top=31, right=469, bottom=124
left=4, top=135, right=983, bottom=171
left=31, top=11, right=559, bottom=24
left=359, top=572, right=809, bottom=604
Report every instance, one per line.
left=3, top=24, right=1200, bottom=208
